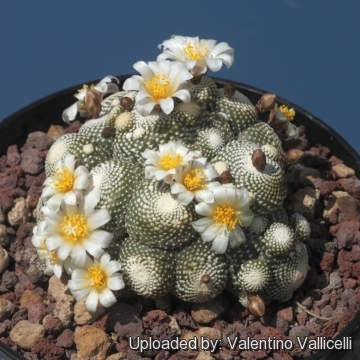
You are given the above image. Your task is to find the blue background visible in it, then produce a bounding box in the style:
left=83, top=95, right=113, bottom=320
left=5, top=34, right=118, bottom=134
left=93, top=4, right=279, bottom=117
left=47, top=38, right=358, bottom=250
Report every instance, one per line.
left=1, top=1, right=359, bottom=153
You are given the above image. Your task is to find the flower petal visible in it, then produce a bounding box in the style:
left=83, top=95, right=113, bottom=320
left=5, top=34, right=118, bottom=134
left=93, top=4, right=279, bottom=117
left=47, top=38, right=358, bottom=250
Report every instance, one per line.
left=205, top=58, right=223, bottom=72
left=82, top=191, right=100, bottom=218
left=107, top=274, right=125, bottom=290
left=62, top=103, right=79, bottom=123
left=88, top=230, right=113, bottom=249
left=85, top=291, right=100, bottom=312
left=176, top=191, right=194, bottom=205
left=211, top=230, right=229, bottom=254
left=123, top=77, right=140, bottom=91
left=229, top=224, right=246, bottom=248
left=63, top=191, right=77, bottom=206
left=172, top=89, right=191, bottom=103
left=133, top=61, right=153, bottom=82
left=195, top=202, right=214, bottom=217
left=99, top=288, right=117, bottom=308
left=137, top=98, right=156, bottom=117
left=159, top=97, right=174, bottom=115
left=70, top=246, right=87, bottom=267
left=87, top=209, right=111, bottom=231
left=201, top=222, right=220, bottom=242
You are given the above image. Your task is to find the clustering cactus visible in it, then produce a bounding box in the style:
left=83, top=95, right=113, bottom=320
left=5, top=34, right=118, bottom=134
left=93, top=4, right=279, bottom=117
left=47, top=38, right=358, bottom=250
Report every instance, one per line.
left=32, top=35, right=309, bottom=313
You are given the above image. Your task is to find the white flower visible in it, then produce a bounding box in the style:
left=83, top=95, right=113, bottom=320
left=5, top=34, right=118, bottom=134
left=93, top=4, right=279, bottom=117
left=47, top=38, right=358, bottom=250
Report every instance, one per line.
left=41, top=191, right=113, bottom=267
left=142, top=141, right=198, bottom=184
left=41, top=154, right=90, bottom=212
left=192, top=186, right=254, bottom=254
left=171, top=159, right=221, bottom=205
left=63, top=76, right=119, bottom=123
left=157, top=35, right=234, bottom=76
left=31, top=222, right=72, bottom=278
left=123, top=60, right=192, bottom=116
left=68, top=253, right=124, bottom=312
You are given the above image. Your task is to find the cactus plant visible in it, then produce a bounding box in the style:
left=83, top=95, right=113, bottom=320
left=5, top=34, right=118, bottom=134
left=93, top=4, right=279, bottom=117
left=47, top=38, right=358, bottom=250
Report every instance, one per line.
left=32, top=35, right=309, bottom=313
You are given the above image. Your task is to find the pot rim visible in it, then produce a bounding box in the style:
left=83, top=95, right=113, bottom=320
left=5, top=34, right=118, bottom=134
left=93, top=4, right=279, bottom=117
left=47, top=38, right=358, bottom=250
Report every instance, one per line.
left=0, top=75, right=359, bottom=360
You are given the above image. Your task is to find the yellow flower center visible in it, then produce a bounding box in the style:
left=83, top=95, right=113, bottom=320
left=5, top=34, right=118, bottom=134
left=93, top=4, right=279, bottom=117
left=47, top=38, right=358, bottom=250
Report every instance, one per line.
left=279, top=105, right=295, bottom=121
left=159, top=153, right=183, bottom=171
left=61, top=214, right=88, bottom=243
left=183, top=169, right=206, bottom=191
left=74, top=83, right=95, bottom=97
left=40, top=244, right=58, bottom=264
left=50, top=250, right=58, bottom=264
left=86, top=265, right=106, bottom=290
left=183, top=43, right=210, bottom=60
left=51, top=167, right=74, bottom=193
left=145, top=74, right=173, bottom=102
left=213, top=205, right=238, bottom=230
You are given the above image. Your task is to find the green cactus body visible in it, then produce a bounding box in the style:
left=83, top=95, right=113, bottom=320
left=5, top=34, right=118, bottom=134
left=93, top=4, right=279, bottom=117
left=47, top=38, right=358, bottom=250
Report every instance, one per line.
left=39, top=67, right=310, bottom=309
left=189, top=75, right=218, bottom=112
left=290, top=213, right=311, bottom=242
left=78, top=115, right=117, bottom=154
left=212, top=140, right=287, bottom=215
left=215, top=89, right=258, bottom=136
left=237, top=259, right=271, bottom=293
left=238, top=121, right=284, bottom=157
left=119, top=236, right=175, bottom=298
left=263, top=222, right=295, bottom=256
left=45, top=133, right=111, bottom=176
left=125, top=179, right=197, bottom=249
left=172, top=238, right=228, bottom=302
left=89, top=160, right=139, bottom=235
left=225, top=232, right=263, bottom=294
left=260, top=240, right=308, bottom=302
left=112, top=101, right=204, bottom=165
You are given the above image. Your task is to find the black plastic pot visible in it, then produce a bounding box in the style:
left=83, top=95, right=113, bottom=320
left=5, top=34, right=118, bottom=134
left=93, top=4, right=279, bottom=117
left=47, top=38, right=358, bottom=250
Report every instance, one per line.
left=0, top=76, right=359, bottom=360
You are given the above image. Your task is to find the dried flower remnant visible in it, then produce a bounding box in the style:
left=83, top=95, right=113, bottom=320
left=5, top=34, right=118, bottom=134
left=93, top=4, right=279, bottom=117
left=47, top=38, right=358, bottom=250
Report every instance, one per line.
left=269, top=104, right=299, bottom=139
left=63, top=76, right=119, bottom=123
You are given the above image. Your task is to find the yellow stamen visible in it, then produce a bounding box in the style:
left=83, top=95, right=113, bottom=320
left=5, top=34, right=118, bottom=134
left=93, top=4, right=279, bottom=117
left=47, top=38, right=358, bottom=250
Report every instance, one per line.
left=213, top=205, right=238, bottom=230
left=40, top=244, right=58, bottom=264
left=86, top=265, right=106, bottom=290
left=183, top=43, right=209, bottom=60
left=50, top=251, right=58, bottom=264
left=74, top=84, right=95, bottom=97
left=159, top=153, right=183, bottom=171
left=145, top=75, right=173, bottom=102
left=61, top=214, right=88, bottom=243
left=183, top=169, right=206, bottom=191
left=51, top=167, right=74, bottom=193
left=279, top=105, right=295, bottom=121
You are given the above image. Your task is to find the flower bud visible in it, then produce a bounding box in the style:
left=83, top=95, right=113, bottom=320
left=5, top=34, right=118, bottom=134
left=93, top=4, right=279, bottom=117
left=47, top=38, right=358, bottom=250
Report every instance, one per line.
left=223, top=82, right=236, bottom=99
left=247, top=295, right=266, bottom=317
left=256, top=93, right=277, bottom=112
left=283, top=149, right=304, bottom=165
left=220, top=170, right=233, bottom=184
left=84, top=89, right=102, bottom=119
left=201, top=274, right=211, bottom=284
left=251, top=149, right=266, bottom=172
left=120, top=97, right=134, bottom=111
